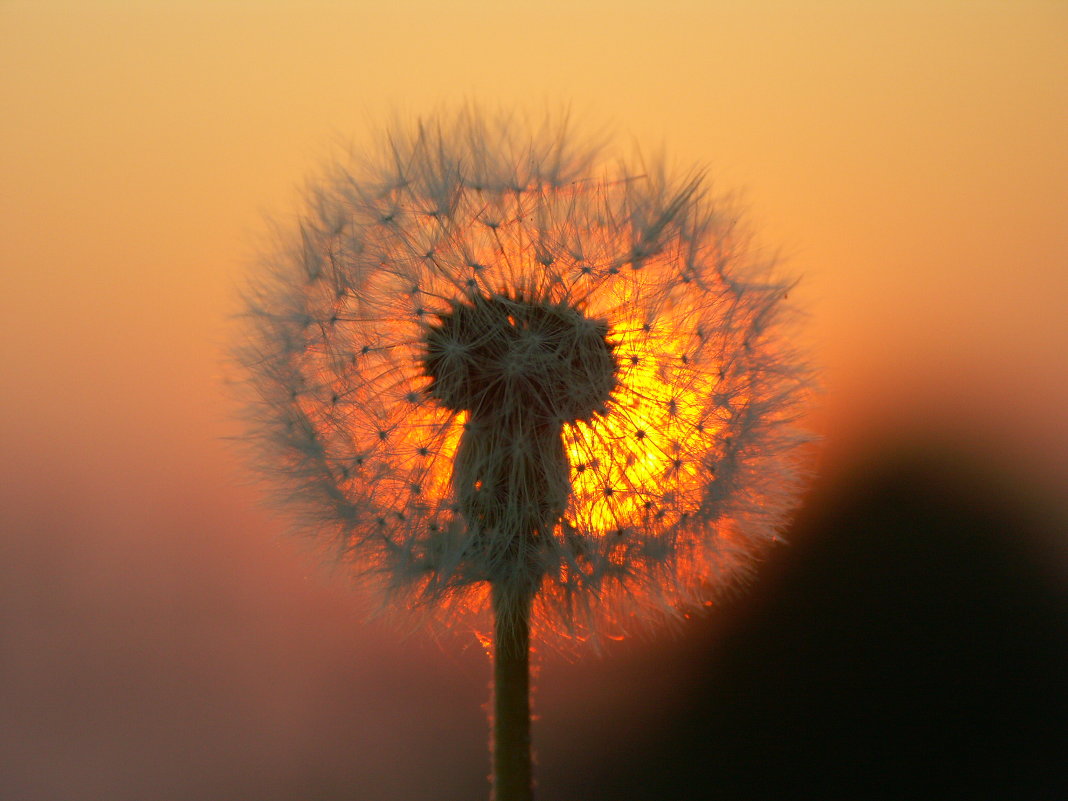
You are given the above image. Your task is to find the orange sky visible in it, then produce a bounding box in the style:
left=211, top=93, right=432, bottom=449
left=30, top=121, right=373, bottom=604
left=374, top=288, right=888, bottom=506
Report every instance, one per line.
left=4, top=1, right=1066, bottom=481
left=2, top=2, right=1066, bottom=798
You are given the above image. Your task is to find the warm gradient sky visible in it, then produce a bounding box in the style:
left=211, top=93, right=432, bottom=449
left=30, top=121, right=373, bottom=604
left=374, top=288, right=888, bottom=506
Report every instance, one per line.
left=2, top=2, right=1067, bottom=799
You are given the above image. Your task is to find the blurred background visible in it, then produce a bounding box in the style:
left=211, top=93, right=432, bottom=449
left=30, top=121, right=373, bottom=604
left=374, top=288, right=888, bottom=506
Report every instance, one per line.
left=2, top=2, right=1066, bottom=798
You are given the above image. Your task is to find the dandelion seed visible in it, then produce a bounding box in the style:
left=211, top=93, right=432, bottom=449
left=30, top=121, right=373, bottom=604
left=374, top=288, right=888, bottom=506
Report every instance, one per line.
left=236, top=107, right=812, bottom=801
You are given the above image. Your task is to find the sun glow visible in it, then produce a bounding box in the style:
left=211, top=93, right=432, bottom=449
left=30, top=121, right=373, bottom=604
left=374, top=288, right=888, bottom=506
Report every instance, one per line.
left=565, top=303, right=724, bottom=536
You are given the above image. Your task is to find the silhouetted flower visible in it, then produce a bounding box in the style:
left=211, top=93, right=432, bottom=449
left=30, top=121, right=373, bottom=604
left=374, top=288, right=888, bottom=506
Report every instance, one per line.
left=238, top=108, right=810, bottom=641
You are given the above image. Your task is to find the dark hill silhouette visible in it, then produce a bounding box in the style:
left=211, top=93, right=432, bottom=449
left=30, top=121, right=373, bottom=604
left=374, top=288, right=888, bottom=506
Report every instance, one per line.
left=554, top=442, right=1068, bottom=800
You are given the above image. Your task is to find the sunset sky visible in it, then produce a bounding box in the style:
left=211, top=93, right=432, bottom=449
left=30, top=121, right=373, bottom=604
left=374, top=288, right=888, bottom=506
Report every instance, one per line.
left=2, top=2, right=1066, bottom=798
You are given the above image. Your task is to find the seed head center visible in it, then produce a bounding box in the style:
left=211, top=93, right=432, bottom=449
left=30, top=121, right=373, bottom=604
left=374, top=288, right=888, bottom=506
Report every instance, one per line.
left=422, top=294, right=617, bottom=424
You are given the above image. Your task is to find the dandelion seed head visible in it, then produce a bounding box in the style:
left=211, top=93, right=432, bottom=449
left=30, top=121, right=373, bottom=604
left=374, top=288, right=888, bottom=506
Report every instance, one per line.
left=237, top=107, right=812, bottom=644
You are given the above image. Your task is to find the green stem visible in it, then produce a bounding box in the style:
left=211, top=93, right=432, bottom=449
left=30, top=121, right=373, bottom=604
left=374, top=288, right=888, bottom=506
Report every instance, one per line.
left=492, top=582, right=533, bottom=801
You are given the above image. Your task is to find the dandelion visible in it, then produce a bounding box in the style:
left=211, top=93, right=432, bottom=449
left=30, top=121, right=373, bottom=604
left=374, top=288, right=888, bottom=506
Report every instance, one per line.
left=237, top=108, right=811, bottom=801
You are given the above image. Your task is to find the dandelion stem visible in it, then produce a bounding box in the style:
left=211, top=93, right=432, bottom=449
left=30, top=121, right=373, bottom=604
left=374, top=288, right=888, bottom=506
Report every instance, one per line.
left=492, top=581, right=533, bottom=801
